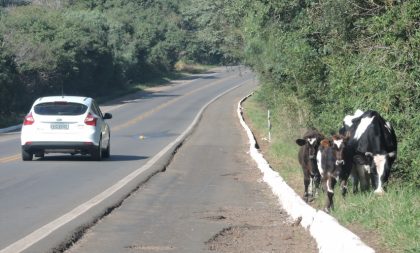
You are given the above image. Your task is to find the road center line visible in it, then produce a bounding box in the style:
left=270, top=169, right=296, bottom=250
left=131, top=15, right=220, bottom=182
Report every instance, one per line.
left=0, top=75, right=236, bottom=163
left=112, top=74, right=237, bottom=132
left=0, top=154, right=20, bottom=163
left=0, top=78, right=252, bottom=253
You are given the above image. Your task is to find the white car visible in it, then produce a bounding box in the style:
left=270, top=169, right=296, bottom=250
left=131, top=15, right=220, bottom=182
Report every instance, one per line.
left=20, top=96, right=112, bottom=161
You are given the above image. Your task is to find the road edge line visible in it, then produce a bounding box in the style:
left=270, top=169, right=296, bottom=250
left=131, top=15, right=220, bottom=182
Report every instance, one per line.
left=0, top=78, right=247, bottom=253
left=237, top=92, right=375, bottom=253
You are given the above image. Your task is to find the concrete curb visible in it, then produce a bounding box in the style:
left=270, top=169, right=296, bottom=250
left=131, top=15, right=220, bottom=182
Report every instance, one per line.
left=237, top=93, right=375, bottom=253
left=0, top=124, right=21, bottom=134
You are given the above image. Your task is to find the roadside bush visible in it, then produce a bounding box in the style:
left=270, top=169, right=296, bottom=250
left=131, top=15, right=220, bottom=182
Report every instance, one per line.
left=230, top=0, right=420, bottom=186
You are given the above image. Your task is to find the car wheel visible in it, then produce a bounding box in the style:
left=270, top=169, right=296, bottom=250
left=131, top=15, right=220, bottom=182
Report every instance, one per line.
left=91, top=139, right=102, bottom=161
left=102, top=138, right=110, bottom=158
left=22, top=148, right=33, bottom=161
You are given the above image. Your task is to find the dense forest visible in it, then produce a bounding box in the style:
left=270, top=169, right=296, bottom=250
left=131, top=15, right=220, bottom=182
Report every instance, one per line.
left=0, top=0, right=418, bottom=186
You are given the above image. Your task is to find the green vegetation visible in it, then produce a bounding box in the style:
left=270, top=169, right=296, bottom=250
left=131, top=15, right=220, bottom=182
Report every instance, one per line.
left=234, top=1, right=419, bottom=251
left=244, top=94, right=419, bottom=253
left=0, top=0, right=226, bottom=127
left=334, top=184, right=420, bottom=253
left=227, top=0, right=419, bottom=186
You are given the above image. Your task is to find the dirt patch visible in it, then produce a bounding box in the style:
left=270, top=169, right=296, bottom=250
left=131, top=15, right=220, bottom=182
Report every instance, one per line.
left=204, top=205, right=316, bottom=253
left=202, top=131, right=317, bottom=253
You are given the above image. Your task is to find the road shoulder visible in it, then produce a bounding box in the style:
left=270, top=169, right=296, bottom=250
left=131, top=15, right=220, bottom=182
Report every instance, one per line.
left=67, top=74, right=317, bottom=253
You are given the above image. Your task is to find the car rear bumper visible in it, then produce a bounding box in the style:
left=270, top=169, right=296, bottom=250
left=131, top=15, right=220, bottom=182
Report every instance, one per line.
left=22, top=142, right=98, bottom=154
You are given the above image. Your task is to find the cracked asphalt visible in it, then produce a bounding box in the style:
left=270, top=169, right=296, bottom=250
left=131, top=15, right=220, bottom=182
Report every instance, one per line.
left=66, top=77, right=317, bottom=253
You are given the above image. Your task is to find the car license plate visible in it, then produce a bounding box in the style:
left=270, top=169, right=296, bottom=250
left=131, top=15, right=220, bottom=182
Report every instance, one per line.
left=51, top=123, right=69, bottom=130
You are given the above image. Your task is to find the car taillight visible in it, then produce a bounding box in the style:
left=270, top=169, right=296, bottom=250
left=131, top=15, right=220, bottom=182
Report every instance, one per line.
left=23, top=113, right=35, bottom=125
left=84, top=113, right=97, bottom=126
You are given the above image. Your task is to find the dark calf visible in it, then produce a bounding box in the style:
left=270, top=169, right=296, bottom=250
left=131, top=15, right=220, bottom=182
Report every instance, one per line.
left=295, top=129, right=324, bottom=202
left=317, top=135, right=347, bottom=212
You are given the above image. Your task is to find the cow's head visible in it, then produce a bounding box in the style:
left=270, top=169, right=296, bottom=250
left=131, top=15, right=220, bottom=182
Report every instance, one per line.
left=296, top=136, right=320, bottom=160
left=365, top=151, right=397, bottom=194
left=332, top=134, right=348, bottom=166
left=296, top=129, right=324, bottom=159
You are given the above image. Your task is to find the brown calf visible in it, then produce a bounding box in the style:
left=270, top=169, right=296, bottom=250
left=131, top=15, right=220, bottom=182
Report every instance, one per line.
left=296, top=129, right=324, bottom=202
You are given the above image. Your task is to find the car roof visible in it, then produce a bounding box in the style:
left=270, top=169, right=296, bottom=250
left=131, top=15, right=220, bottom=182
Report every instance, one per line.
left=33, top=96, right=93, bottom=106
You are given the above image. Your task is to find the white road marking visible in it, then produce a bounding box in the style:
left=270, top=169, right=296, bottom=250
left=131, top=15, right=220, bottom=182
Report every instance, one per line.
left=0, top=73, right=236, bottom=163
left=0, top=78, right=250, bottom=253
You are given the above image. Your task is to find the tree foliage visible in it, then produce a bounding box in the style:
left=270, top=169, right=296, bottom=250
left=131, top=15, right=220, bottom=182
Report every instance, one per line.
left=218, top=0, right=419, bottom=186
left=0, top=0, right=192, bottom=120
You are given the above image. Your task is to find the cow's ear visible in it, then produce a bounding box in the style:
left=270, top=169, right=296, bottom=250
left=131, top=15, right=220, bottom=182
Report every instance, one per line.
left=296, top=139, right=307, bottom=146
left=320, top=139, right=330, bottom=148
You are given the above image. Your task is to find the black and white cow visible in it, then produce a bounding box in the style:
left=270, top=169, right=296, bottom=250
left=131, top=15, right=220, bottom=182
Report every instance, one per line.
left=296, top=128, right=324, bottom=202
left=339, top=110, right=398, bottom=195
left=316, top=135, right=348, bottom=212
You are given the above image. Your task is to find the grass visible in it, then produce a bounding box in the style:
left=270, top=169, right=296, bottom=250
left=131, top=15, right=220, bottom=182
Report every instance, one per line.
left=243, top=93, right=420, bottom=253
left=332, top=185, right=420, bottom=253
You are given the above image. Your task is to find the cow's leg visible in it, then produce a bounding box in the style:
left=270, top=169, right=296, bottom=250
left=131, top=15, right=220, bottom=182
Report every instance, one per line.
left=314, top=174, right=321, bottom=198
left=321, top=177, right=329, bottom=211
left=339, top=165, right=350, bottom=197
left=303, top=172, right=310, bottom=202
left=355, top=164, right=370, bottom=192
left=372, top=155, right=386, bottom=195
left=351, top=166, right=360, bottom=194
left=324, top=176, right=336, bottom=213
left=340, top=178, right=348, bottom=197
left=308, top=177, right=314, bottom=199
left=370, top=171, right=378, bottom=191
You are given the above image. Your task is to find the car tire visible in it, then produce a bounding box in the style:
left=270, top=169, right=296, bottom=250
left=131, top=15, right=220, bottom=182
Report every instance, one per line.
left=22, top=148, right=33, bottom=161
left=91, top=139, right=102, bottom=161
left=102, top=139, right=110, bottom=158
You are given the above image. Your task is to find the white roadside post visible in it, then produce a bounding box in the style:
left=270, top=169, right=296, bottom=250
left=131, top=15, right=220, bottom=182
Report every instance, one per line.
left=268, top=110, right=271, bottom=143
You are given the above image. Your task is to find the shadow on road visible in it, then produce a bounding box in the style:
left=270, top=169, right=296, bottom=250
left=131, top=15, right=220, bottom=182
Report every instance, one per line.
left=35, top=154, right=149, bottom=162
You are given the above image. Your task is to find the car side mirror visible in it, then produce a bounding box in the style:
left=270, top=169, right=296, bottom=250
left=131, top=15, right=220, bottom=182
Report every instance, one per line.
left=103, top=113, right=112, bottom=120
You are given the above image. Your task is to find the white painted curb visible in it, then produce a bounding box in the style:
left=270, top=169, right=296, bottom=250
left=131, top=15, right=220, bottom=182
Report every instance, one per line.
left=237, top=93, right=375, bottom=253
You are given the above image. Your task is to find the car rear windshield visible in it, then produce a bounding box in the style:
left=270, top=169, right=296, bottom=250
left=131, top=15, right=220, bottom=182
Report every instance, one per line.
left=34, top=102, right=88, bottom=116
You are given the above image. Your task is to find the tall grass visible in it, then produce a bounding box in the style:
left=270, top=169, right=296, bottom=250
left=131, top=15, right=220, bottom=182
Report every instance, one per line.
left=243, top=92, right=420, bottom=253
left=333, top=185, right=420, bottom=253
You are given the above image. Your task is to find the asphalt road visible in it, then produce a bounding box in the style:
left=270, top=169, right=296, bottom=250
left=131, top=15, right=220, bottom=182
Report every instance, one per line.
left=66, top=69, right=317, bottom=253
left=0, top=67, right=256, bottom=253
